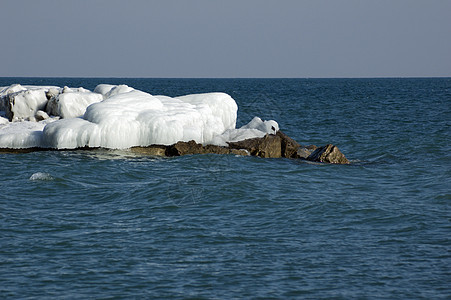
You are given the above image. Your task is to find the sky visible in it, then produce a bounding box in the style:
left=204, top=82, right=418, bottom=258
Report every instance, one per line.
left=1, top=0, right=450, bottom=78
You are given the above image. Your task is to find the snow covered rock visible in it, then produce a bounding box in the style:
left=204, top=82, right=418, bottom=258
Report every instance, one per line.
left=211, top=117, right=279, bottom=146
left=0, top=116, right=8, bottom=125
left=45, top=87, right=103, bottom=119
left=35, top=110, right=50, bottom=121
left=0, top=120, right=48, bottom=148
left=93, top=84, right=117, bottom=97
left=3, top=89, right=48, bottom=122
left=0, top=84, right=279, bottom=151
left=39, top=88, right=240, bottom=149
left=0, top=84, right=27, bottom=111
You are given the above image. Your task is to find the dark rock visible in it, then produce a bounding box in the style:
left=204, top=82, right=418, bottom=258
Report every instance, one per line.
left=296, top=147, right=313, bottom=159
left=203, top=144, right=249, bottom=156
left=164, top=140, right=249, bottom=157
left=228, top=134, right=282, bottom=158
left=276, top=130, right=300, bottom=158
left=165, top=140, right=204, bottom=156
left=274, top=131, right=321, bottom=159
left=307, top=144, right=349, bottom=164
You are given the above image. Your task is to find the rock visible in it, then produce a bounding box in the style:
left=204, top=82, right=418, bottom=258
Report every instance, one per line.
left=45, top=89, right=103, bottom=119
left=131, top=145, right=167, bottom=156
left=131, top=141, right=250, bottom=157
left=165, top=140, right=248, bottom=156
left=306, top=145, right=318, bottom=151
left=294, top=145, right=317, bottom=159
left=166, top=140, right=213, bottom=156
left=1, top=84, right=26, bottom=112
left=35, top=110, right=50, bottom=121
left=276, top=130, right=300, bottom=158
left=94, top=84, right=116, bottom=97
left=307, top=144, right=349, bottom=164
left=45, top=88, right=60, bottom=100
left=45, top=89, right=60, bottom=116
left=296, top=147, right=313, bottom=159
left=230, top=148, right=250, bottom=156
left=228, top=133, right=282, bottom=158
left=4, top=89, right=48, bottom=121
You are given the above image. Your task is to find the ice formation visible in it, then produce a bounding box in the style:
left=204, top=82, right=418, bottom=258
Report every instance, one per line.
left=29, top=172, right=54, bottom=181
left=0, top=84, right=278, bottom=149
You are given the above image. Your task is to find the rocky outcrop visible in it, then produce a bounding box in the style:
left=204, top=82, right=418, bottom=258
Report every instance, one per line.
left=228, top=134, right=282, bottom=158
left=276, top=130, right=301, bottom=158
left=131, top=141, right=249, bottom=157
left=0, top=84, right=103, bottom=122
left=128, top=131, right=350, bottom=164
left=307, top=144, right=349, bottom=164
left=0, top=129, right=349, bottom=164
left=2, top=89, right=48, bottom=121
left=45, top=86, right=103, bottom=119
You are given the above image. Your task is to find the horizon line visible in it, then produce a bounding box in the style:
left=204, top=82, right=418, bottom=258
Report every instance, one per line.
left=1, top=75, right=450, bottom=80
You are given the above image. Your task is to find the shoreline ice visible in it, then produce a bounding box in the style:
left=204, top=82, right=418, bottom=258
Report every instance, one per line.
left=0, top=84, right=278, bottom=150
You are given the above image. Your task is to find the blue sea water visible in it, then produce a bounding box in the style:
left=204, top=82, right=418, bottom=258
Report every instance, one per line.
left=0, top=78, right=450, bottom=299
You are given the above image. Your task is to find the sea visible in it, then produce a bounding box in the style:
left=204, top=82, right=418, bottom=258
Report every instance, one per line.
left=0, top=78, right=450, bottom=299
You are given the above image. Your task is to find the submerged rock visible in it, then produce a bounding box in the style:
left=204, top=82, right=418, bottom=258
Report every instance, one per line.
left=130, top=145, right=168, bottom=156
left=306, top=144, right=349, bottom=164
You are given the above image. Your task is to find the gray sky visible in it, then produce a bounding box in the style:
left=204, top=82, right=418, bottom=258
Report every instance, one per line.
left=1, top=0, right=450, bottom=78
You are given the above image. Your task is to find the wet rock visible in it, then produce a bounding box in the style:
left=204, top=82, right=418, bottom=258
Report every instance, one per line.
left=294, top=144, right=318, bottom=159
left=276, top=130, right=300, bottom=158
left=296, top=147, right=313, bottom=159
left=307, top=144, right=349, bottom=164
left=228, top=134, right=282, bottom=158
left=165, top=140, right=249, bottom=157
left=131, top=145, right=167, bottom=156
left=203, top=144, right=249, bottom=156
left=167, top=140, right=219, bottom=156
